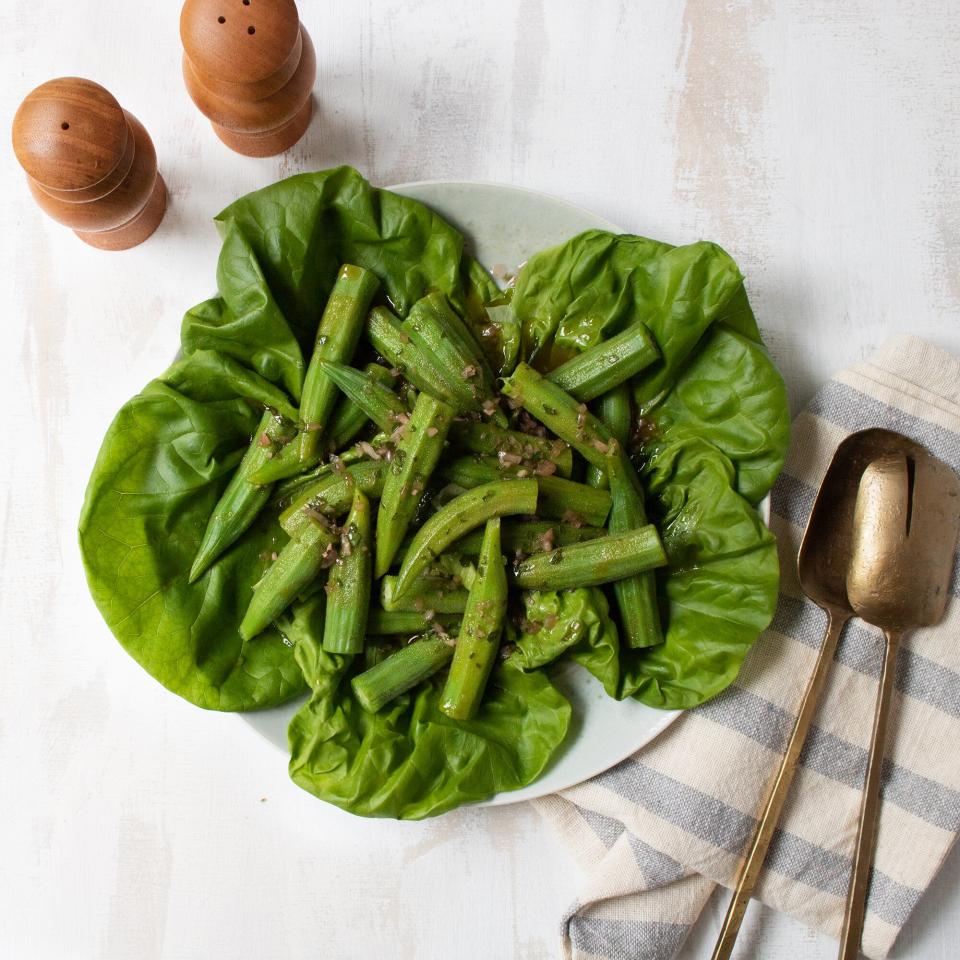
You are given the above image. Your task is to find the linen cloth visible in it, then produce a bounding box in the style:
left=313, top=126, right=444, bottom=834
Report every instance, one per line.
left=536, top=335, right=960, bottom=960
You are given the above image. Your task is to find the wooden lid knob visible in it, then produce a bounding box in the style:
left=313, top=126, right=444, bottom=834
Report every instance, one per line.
left=181, top=0, right=301, bottom=88
left=12, top=77, right=129, bottom=194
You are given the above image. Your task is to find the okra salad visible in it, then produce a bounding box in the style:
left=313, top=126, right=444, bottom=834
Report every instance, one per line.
left=80, top=167, right=790, bottom=819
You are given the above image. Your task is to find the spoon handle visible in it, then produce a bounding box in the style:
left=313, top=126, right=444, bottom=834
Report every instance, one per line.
left=838, top=629, right=902, bottom=959
left=711, top=609, right=849, bottom=960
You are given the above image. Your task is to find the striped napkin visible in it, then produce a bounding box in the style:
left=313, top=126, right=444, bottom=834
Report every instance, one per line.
left=535, top=335, right=960, bottom=960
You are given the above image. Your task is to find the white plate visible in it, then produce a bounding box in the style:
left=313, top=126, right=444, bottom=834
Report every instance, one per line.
left=242, top=181, right=682, bottom=806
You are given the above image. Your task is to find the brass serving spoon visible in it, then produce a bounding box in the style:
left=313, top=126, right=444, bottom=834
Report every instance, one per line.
left=839, top=444, right=960, bottom=959
left=712, top=429, right=900, bottom=960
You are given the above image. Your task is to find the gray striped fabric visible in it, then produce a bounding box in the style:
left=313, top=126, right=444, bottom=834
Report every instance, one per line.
left=536, top=336, right=960, bottom=960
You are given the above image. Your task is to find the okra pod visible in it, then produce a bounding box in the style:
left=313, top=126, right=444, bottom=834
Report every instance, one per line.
left=322, top=361, right=406, bottom=434
left=440, top=519, right=508, bottom=720
left=451, top=520, right=606, bottom=557
left=536, top=474, right=612, bottom=527
left=322, top=489, right=372, bottom=654
left=189, top=410, right=296, bottom=583
left=607, top=453, right=664, bottom=648
left=366, top=306, right=464, bottom=409
left=274, top=463, right=335, bottom=504
left=501, top=363, right=616, bottom=470
left=352, top=637, right=454, bottom=714
left=376, top=392, right=455, bottom=576
left=328, top=410, right=367, bottom=452
left=403, top=292, right=495, bottom=404
left=439, top=456, right=611, bottom=527
left=239, top=522, right=334, bottom=640
left=418, top=291, right=495, bottom=387
left=380, top=575, right=469, bottom=614
left=512, top=524, right=667, bottom=591
left=324, top=363, right=398, bottom=451
left=247, top=433, right=323, bottom=485
left=392, top=479, right=539, bottom=600
left=280, top=460, right=386, bottom=540
left=367, top=609, right=461, bottom=635
left=299, top=265, right=380, bottom=461
left=448, top=422, right=572, bottom=478
left=363, top=638, right=393, bottom=671
left=271, top=441, right=377, bottom=503
left=547, top=322, right=659, bottom=401
left=585, top=383, right=633, bottom=488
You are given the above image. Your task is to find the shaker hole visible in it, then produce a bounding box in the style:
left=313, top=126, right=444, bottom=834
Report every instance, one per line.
left=61, top=122, right=70, bottom=130
left=218, top=15, right=226, bottom=23
left=248, top=25, right=256, bottom=34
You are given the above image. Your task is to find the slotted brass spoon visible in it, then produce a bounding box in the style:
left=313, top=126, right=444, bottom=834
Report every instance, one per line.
left=839, top=442, right=960, bottom=958
left=712, top=429, right=886, bottom=960
left=712, top=428, right=959, bottom=960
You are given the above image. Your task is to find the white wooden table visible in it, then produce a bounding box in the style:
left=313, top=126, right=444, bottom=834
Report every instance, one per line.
left=2, top=2, right=958, bottom=957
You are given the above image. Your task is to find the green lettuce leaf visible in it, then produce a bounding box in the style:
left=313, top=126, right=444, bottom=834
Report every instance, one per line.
left=81, top=167, right=789, bottom=819
left=209, top=166, right=499, bottom=354
left=78, top=352, right=303, bottom=711
left=509, top=230, right=789, bottom=493
left=511, top=229, right=745, bottom=405
left=510, top=438, right=779, bottom=710
left=648, top=325, right=790, bottom=503
left=623, top=437, right=780, bottom=707
left=80, top=168, right=495, bottom=712
left=287, top=627, right=571, bottom=820
left=508, top=229, right=785, bottom=708
left=182, top=228, right=306, bottom=402
left=164, top=348, right=300, bottom=422
left=511, top=588, right=621, bottom=698
left=713, top=283, right=761, bottom=342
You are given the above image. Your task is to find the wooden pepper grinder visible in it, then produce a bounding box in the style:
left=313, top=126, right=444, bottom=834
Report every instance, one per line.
left=12, top=78, right=168, bottom=251
left=180, top=0, right=316, bottom=157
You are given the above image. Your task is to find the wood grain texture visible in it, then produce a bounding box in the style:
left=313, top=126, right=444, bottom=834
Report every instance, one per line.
left=12, top=78, right=166, bottom=247
left=1, top=1, right=958, bottom=958
left=181, top=0, right=316, bottom=155
left=12, top=77, right=129, bottom=191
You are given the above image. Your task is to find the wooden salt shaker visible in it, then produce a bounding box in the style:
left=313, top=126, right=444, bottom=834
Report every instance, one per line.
left=11, top=78, right=167, bottom=251
left=180, top=0, right=316, bottom=157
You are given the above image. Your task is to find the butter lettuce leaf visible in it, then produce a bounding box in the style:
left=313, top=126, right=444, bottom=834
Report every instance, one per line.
left=80, top=168, right=495, bottom=712
left=78, top=353, right=303, bottom=711
left=81, top=171, right=789, bottom=817
left=623, top=437, right=780, bottom=707
left=209, top=166, right=499, bottom=355
left=511, top=229, right=746, bottom=407
left=649, top=324, right=789, bottom=503
left=511, top=588, right=621, bottom=699
left=509, top=229, right=785, bottom=707
left=510, top=438, right=779, bottom=710
left=287, top=625, right=571, bottom=820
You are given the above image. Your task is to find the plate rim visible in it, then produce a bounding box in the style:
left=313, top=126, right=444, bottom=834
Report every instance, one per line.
left=387, top=177, right=625, bottom=234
